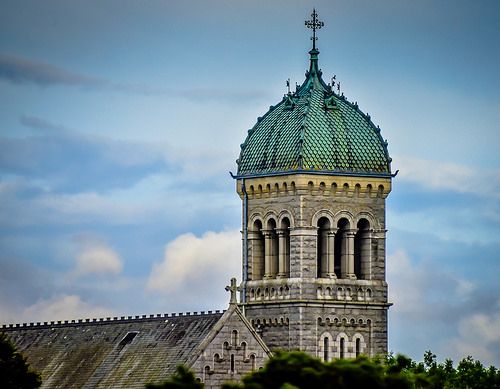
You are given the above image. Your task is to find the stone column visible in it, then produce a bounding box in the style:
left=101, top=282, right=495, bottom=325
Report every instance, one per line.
left=277, top=229, right=287, bottom=278
left=344, top=230, right=357, bottom=279
left=326, top=229, right=337, bottom=278
left=263, top=230, right=275, bottom=279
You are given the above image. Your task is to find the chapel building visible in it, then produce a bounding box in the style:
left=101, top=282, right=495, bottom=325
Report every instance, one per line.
left=2, top=11, right=393, bottom=388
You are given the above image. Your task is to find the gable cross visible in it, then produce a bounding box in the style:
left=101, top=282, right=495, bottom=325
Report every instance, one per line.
left=225, top=277, right=241, bottom=304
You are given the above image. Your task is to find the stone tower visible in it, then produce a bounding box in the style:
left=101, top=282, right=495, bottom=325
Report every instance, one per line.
left=233, top=11, right=393, bottom=360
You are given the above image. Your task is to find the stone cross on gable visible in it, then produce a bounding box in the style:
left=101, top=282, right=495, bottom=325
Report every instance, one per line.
left=225, top=278, right=241, bottom=304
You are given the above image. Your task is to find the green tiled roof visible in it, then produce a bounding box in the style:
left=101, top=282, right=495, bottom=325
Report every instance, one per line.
left=236, top=49, right=392, bottom=177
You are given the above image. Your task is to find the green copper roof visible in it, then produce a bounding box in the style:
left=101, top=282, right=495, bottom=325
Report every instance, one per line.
left=236, top=48, right=392, bottom=178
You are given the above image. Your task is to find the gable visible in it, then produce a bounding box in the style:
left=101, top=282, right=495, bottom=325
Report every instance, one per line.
left=190, top=305, right=271, bottom=388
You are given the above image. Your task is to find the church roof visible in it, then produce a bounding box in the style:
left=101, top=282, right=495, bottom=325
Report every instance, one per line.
left=236, top=48, right=392, bottom=178
left=2, top=311, right=223, bottom=388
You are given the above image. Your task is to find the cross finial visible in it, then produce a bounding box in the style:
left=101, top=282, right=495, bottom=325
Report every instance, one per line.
left=305, top=9, right=324, bottom=50
left=225, top=277, right=240, bottom=304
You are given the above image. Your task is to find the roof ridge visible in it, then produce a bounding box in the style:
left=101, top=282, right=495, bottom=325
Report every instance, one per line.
left=1, top=310, right=225, bottom=330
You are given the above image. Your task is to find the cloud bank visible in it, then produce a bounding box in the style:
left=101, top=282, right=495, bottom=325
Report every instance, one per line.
left=147, top=230, right=241, bottom=307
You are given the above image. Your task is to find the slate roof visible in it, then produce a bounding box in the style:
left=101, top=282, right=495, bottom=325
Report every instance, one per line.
left=2, top=311, right=223, bottom=388
left=236, top=48, right=392, bottom=178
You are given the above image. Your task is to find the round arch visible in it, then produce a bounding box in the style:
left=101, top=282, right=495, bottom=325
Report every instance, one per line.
left=311, top=209, right=335, bottom=227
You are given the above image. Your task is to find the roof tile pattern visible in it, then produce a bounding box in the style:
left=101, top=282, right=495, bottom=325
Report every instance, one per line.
left=237, top=50, right=391, bottom=177
left=3, top=313, right=223, bottom=388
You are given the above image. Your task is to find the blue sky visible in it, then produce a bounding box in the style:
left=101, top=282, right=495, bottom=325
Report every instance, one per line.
left=1, top=0, right=499, bottom=366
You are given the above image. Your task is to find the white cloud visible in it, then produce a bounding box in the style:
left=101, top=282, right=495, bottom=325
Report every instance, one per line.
left=2, top=295, right=114, bottom=324
left=146, top=230, right=241, bottom=308
left=394, top=156, right=500, bottom=198
left=74, top=236, right=123, bottom=277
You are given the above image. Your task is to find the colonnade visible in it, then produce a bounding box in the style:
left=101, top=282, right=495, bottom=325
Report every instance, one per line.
left=317, top=217, right=372, bottom=280
left=250, top=218, right=290, bottom=279
left=249, top=217, right=373, bottom=280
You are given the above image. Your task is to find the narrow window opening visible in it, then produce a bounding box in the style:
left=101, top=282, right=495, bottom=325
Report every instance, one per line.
left=280, top=217, right=291, bottom=277
left=230, top=354, right=235, bottom=373
left=323, top=337, right=329, bottom=361
left=355, top=338, right=361, bottom=357
left=317, top=217, right=330, bottom=277
left=252, top=220, right=265, bottom=280
left=340, top=338, right=345, bottom=359
left=354, top=219, right=370, bottom=279
left=250, top=354, right=256, bottom=370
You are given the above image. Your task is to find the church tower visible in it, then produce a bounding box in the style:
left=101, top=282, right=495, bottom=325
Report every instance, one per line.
left=233, top=10, right=393, bottom=359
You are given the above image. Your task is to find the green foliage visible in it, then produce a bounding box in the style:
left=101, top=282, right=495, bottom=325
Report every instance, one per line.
left=146, top=365, right=203, bottom=389
left=0, top=332, right=41, bottom=389
left=223, top=350, right=500, bottom=389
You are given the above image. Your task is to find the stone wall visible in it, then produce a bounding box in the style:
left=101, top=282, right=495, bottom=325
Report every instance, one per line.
left=237, top=173, right=391, bottom=357
left=192, top=307, right=270, bottom=389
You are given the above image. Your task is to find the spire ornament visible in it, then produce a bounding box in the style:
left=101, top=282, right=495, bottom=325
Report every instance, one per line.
left=305, top=9, right=324, bottom=50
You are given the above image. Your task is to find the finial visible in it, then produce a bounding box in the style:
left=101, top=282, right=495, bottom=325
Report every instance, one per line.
left=305, top=9, right=324, bottom=50
left=286, top=78, right=291, bottom=94
left=225, top=277, right=240, bottom=304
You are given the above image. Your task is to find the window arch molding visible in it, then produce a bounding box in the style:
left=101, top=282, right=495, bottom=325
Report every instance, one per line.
left=311, top=209, right=335, bottom=228
left=352, top=333, right=366, bottom=357
left=318, top=331, right=334, bottom=362
left=248, top=213, right=264, bottom=230
left=354, top=211, right=378, bottom=231
left=277, top=211, right=294, bottom=228
left=334, top=332, right=349, bottom=359
left=263, top=212, right=279, bottom=227
left=332, top=210, right=355, bottom=227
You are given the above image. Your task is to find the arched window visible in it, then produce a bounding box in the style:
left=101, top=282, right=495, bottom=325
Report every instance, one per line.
left=250, top=354, right=256, bottom=370
left=317, top=217, right=330, bottom=277
left=231, top=330, right=238, bottom=346
left=335, top=218, right=350, bottom=278
left=355, top=338, right=361, bottom=357
left=339, top=337, right=345, bottom=359
left=354, top=219, right=371, bottom=279
left=279, top=217, right=291, bottom=277
left=251, top=220, right=265, bottom=280
left=323, top=336, right=329, bottom=361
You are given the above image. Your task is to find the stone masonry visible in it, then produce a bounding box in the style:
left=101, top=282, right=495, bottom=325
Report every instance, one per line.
left=237, top=173, right=392, bottom=360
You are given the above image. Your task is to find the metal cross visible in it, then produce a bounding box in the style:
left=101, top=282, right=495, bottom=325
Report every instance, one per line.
left=305, top=9, right=324, bottom=50
left=225, top=277, right=240, bottom=304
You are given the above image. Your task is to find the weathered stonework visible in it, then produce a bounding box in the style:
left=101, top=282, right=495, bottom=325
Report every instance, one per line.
left=237, top=174, right=392, bottom=359
left=192, top=304, right=271, bottom=388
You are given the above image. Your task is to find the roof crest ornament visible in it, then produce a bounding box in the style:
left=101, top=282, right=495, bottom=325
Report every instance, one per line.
left=305, top=8, right=324, bottom=51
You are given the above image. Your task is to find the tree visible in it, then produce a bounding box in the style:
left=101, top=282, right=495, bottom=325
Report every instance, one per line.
left=0, top=332, right=41, bottom=389
left=146, top=365, right=203, bottom=389
left=223, top=351, right=425, bottom=389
